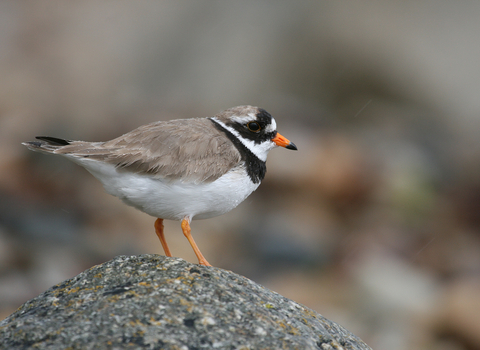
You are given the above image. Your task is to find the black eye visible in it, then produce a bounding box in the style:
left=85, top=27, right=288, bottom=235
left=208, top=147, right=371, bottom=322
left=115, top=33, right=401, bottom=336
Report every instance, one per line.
left=247, top=121, right=261, bottom=132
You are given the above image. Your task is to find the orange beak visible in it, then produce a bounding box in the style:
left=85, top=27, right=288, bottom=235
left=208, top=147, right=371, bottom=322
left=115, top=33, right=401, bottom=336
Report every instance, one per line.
left=272, top=132, right=297, bottom=150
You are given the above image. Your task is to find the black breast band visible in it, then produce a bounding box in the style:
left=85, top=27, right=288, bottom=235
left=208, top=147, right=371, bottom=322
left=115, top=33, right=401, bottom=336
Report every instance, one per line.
left=209, top=119, right=266, bottom=184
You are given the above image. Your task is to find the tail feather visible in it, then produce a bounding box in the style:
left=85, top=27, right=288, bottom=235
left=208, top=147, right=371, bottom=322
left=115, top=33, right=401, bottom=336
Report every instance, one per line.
left=22, top=136, right=71, bottom=154
left=35, top=136, right=71, bottom=146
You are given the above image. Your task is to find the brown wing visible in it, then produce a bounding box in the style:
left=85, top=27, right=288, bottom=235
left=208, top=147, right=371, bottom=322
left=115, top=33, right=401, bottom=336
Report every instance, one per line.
left=54, top=118, right=242, bottom=183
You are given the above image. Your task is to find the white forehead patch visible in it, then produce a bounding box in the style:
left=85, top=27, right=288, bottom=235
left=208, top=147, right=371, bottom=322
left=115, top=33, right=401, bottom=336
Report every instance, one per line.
left=266, top=118, right=277, bottom=133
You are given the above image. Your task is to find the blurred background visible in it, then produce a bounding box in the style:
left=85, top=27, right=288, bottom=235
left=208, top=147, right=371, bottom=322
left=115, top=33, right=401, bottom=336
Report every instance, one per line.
left=1, top=1, right=480, bottom=349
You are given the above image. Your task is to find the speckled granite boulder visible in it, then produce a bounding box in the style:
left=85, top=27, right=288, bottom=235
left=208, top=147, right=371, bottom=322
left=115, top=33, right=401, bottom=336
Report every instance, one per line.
left=0, top=255, right=371, bottom=350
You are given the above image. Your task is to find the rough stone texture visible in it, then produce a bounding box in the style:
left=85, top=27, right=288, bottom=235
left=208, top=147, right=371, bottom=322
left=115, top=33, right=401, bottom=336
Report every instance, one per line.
left=0, top=255, right=371, bottom=350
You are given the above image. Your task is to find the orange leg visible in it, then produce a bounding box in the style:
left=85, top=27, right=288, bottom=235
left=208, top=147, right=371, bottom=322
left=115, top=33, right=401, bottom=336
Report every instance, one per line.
left=154, top=218, right=172, bottom=257
left=181, top=217, right=212, bottom=267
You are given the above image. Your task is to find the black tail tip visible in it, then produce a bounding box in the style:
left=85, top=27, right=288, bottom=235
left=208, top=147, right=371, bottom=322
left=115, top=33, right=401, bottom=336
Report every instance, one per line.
left=35, top=136, right=70, bottom=146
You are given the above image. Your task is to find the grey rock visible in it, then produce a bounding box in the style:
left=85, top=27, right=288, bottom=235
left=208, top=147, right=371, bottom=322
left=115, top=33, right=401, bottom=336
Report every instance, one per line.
left=0, top=255, right=372, bottom=350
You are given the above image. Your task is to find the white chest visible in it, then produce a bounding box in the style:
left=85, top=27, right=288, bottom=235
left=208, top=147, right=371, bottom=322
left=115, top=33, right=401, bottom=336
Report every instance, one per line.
left=78, top=158, right=260, bottom=221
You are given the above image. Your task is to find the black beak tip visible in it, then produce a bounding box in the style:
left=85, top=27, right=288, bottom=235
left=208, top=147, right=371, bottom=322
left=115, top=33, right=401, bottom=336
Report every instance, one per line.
left=286, top=142, right=298, bottom=151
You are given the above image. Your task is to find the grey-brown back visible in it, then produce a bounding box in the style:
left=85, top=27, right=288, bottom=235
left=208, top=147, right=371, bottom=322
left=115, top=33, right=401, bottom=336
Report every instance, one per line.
left=23, top=118, right=242, bottom=184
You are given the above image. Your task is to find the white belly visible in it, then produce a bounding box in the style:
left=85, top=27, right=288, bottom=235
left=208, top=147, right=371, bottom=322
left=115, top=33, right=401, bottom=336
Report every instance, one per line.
left=73, top=158, right=259, bottom=221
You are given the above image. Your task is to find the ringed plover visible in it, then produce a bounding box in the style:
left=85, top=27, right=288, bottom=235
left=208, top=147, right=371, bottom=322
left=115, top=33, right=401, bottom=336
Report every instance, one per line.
left=23, top=105, right=297, bottom=266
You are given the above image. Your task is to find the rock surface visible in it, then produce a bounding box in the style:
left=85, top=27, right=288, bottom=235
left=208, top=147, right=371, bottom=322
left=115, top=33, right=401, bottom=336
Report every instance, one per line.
left=0, top=255, right=371, bottom=350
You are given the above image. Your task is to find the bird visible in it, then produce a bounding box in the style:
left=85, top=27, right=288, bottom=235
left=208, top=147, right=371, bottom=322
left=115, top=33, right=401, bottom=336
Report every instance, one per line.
left=23, top=105, right=297, bottom=266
